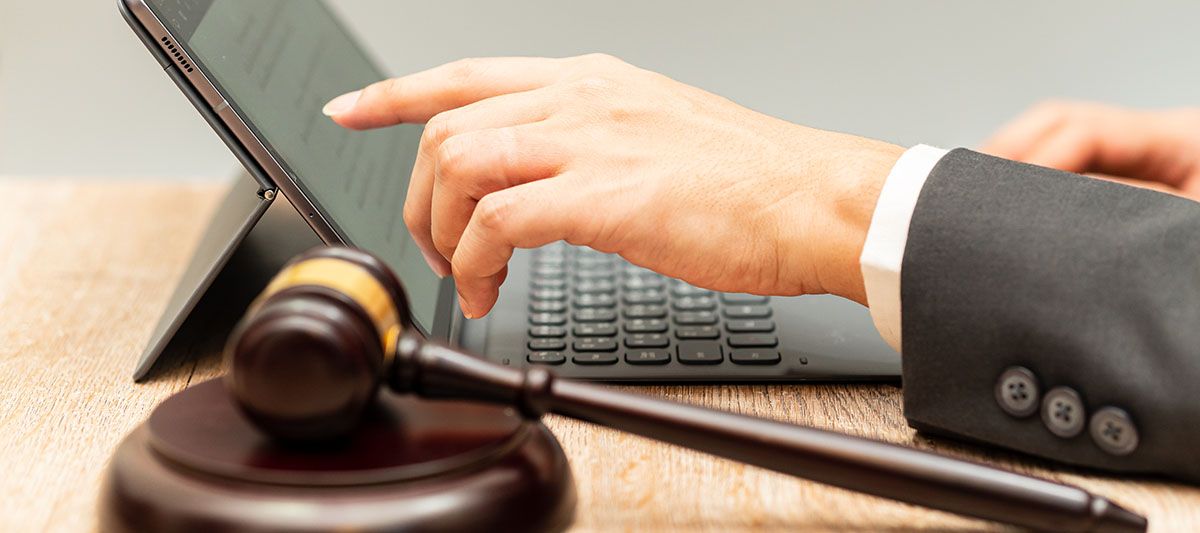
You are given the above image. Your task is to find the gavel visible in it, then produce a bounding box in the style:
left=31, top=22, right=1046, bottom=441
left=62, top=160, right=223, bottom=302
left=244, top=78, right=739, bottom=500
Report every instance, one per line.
left=224, top=247, right=1145, bottom=532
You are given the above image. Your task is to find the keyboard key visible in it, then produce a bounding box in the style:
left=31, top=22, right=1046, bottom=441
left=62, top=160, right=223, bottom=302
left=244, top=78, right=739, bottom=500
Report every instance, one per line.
left=532, top=266, right=566, bottom=278
left=574, top=323, right=617, bottom=337
left=725, top=319, right=775, bottom=333
left=534, top=255, right=566, bottom=265
left=729, top=349, right=781, bottom=365
left=675, top=325, right=720, bottom=340
left=623, top=277, right=665, bottom=291
left=623, top=305, right=667, bottom=319
left=574, top=309, right=617, bottom=322
left=574, top=338, right=618, bottom=352
left=625, top=334, right=670, bottom=348
left=529, top=313, right=567, bottom=326
left=575, top=253, right=614, bottom=264
left=672, top=296, right=716, bottom=311
left=723, top=305, right=772, bottom=319
left=575, top=270, right=615, bottom=281
left=674, top=311, right=717, bottom=325
left=625, top=350, right=670, bottom=365
left=528, top=338, right=567, bottom=351
left=727, top=334, right=779, bottom=348
left=720, top=293, right=770, bottom=304
left=671, top=283, right=713, bottom=298
left=623, top=290, right=666, bottom=305
left=533, top=255, right=564, bottom=265
left=574, top=294, right=616, bottom=308
left=575, top=265, right=616, bottom=277
left=622, top=263, right=655, bottom=275
left=573, top=352, right=619, bottom=365
left=624, top=319, right=668, bottom=333
left=575, top=252, right=611, bottom=260
left=528, top=326, right=566, bottom=338
left=571, top=252, right=609, bottom=264
left=677, top=341, right=723, bottom=365
left=531, top=289, right=567, bottom=301
left=575, top=280, right=615, bottom=294
left=531, top=277, right=566, bottom=290
left=527, top=352, right=566, bottom=365
left=530, top=300, right=567, bottom=313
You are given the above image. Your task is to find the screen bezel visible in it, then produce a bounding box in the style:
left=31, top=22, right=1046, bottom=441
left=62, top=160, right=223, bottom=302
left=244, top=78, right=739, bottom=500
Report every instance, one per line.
left=122, top=0, right=457, bottom=340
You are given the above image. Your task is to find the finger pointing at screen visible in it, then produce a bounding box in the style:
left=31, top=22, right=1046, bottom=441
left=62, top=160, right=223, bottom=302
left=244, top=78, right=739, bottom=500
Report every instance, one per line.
left=324, top=54, right=903, bottom=319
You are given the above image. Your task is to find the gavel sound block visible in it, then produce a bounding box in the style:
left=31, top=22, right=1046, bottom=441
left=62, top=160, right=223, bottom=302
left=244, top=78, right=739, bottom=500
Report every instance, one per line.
left=100, top=380, right=577, bottom=532
left=101, top=247, right=576, bottom=532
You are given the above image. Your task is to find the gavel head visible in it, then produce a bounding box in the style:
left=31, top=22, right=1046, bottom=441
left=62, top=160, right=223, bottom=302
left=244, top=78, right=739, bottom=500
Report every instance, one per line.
left=224, top=247, right=410, bottom=441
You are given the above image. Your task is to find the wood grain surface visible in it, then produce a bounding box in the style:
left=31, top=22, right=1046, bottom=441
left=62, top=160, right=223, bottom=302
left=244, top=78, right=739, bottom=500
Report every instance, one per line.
left=1, top=179, right=1198, bottom=532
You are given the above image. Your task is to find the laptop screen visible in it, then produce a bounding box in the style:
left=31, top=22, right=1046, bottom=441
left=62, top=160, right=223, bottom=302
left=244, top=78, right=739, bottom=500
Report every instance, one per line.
left=147, top=0, right=444, bottom=331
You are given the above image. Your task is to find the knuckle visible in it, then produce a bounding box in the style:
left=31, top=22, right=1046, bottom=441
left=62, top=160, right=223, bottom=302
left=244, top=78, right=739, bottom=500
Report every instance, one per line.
left=570, top=76, right=618, bottom=97
left=493, top=128, right=521, bottom=174
left=447, top=57, right=484, bottom=84
left=379, top=77, right=405, bottom=98
left=361, top=77, right=402, bottom=103
left=422, top=112, right=456, bottom=147
left=433, top=233, right=455, bottom=258
left=474, top=193, right=514, bottom=234
left=567, top=53, right=628, bottom=79
left=434, top=137, right=470, bottom=184
left=580, top=52, right=623, bottom=67
left=450, top=259, right=476, bottom=281
left=402, top=204, right=423, bottom=231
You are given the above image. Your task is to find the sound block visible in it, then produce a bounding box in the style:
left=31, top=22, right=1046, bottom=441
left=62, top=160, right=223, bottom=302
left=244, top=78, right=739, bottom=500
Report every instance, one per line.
left=100, top=379, right=576, bottom=532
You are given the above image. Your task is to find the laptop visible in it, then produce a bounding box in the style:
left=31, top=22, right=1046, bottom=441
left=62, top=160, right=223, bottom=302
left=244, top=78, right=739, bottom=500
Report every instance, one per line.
left=122, top=0, right=899, bottom=382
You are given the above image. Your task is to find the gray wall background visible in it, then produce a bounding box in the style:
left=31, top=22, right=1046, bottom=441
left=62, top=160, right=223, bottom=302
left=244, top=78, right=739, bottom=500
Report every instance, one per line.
left=1, top=1, right=1197, bottom=179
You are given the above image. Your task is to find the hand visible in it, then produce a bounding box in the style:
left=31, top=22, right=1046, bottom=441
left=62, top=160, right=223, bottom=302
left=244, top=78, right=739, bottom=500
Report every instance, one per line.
left=324, top=54, right=902, bottom=318
left=981, top=101, right=1200, bottom=198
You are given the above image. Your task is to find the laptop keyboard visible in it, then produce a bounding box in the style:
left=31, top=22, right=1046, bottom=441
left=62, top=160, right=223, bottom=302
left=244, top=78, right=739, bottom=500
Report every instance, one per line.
left=525, top=243, right=781, bottom=367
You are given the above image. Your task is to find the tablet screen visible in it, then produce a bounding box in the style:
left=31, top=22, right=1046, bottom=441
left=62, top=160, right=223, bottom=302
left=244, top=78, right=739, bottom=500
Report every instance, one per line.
left=148, top=0, right=445, bottom=331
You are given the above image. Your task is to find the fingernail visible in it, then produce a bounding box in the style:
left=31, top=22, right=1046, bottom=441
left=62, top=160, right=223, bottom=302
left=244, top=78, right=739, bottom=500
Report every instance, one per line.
left=322, top=90, right=361, bottom=116
left=420, top=248, right=449, bottom=278
left=458, top=294, right=476, bottom=319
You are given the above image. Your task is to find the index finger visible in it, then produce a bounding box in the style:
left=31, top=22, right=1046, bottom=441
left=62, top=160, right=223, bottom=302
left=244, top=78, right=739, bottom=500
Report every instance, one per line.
left=451, top=175, right=593, bottom=318
left=323, top=56, right=568, bottom=130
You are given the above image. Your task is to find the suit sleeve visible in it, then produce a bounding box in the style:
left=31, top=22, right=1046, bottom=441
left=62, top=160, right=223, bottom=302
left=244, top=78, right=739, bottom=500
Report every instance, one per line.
left=900, top=148, right=1200, bottom=483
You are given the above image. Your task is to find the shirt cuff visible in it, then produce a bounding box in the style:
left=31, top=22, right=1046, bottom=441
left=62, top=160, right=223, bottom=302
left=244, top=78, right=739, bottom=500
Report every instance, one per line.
left=859, top=144, right=949, bottom=352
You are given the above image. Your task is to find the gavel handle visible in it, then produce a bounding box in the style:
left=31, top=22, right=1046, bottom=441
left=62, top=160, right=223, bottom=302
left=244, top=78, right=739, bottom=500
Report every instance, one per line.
left=392, top=336, right=1145, bottom=533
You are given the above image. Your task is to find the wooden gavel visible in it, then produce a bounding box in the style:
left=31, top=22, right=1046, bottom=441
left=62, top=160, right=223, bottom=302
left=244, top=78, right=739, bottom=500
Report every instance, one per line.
left=224, top=247, right=1145, bottom=532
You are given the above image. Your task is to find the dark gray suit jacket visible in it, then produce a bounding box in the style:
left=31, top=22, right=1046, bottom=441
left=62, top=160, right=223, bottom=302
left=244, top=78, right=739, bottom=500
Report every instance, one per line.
left=901, top=148, right=1200, bottom=483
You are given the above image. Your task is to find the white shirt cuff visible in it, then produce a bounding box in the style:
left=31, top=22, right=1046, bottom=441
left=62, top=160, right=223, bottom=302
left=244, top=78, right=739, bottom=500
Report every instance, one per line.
left=859, top=144, right=950, bottom=352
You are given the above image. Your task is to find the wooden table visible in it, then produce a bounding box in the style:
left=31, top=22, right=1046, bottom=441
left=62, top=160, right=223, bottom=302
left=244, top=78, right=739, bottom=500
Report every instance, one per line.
left=2, top=178, right=1198, bottom=532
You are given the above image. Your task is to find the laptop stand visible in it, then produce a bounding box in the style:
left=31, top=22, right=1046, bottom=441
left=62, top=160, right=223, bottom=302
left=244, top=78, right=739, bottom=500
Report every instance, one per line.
left=132, top=173, right=321, bottom=381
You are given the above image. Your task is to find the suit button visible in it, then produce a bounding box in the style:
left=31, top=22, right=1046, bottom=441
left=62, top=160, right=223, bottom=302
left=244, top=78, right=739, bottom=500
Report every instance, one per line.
left=1090, top=407, right=1139, bottom=456
left=1041, top=386, right=1086, bottom=438
left=994, top=366, right=1039, bottom=417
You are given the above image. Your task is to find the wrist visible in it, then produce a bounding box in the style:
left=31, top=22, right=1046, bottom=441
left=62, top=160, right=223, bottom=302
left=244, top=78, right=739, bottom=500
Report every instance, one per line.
left=813, top=136, right=904, bottom=304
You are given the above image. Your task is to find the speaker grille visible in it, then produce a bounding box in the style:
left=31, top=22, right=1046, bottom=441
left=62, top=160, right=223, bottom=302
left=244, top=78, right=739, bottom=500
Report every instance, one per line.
left=160, top=36, right=194, bottom=73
